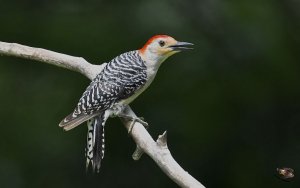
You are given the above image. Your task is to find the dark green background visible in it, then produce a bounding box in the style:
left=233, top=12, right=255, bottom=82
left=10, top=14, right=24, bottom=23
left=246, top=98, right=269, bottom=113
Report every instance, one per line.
left=0, top=0, right=299, bottom=187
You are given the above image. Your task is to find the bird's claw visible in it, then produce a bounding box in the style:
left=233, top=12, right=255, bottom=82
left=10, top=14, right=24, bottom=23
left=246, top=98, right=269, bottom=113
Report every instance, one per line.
left=128, top=117, right=149, bottom=134
left=117, top=113, right=149, bottom=134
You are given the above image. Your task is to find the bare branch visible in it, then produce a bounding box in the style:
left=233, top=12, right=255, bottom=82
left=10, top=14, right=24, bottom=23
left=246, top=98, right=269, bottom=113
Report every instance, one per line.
left=0, top=41, right=205, bottom=188
left=0, top=41, right=105, bottom=80
left=121, top=106, right=204, bottom=188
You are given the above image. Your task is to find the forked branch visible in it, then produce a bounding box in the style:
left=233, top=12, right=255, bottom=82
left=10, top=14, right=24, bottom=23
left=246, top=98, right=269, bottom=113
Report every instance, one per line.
left=0, top=41, right=205, bottom=188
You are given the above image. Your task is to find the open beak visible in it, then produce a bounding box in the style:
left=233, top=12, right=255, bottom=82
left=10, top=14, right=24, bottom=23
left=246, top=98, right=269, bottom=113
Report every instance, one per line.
left=169, top=41, right=194, bottom=51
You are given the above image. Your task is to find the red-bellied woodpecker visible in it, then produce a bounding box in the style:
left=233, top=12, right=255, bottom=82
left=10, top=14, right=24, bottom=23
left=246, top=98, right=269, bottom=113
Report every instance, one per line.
left=59, top=35, right=193, bottom=172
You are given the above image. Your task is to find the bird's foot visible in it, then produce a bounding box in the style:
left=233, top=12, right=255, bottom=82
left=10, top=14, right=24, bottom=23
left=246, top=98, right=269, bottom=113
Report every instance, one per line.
left=128, top=117, right=149, bottom=134
left=118, top=115, right=149, bottom=134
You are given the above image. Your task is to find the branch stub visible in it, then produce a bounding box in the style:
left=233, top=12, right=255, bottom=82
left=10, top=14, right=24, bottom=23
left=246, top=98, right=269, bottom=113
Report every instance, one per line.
left=157, top=131, right=168, bottom=147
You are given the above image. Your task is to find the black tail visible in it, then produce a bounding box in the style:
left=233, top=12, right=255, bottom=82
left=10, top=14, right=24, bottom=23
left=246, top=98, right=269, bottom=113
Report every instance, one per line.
left=86, top=114, right=106, bottom=173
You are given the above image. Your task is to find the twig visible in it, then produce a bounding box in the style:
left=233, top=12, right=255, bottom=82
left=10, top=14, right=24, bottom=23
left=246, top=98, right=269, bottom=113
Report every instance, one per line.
left=0, top=41, right=205, bottom=188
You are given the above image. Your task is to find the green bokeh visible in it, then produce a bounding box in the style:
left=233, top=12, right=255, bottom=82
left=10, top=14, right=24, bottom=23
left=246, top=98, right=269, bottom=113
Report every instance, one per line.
left=0, top=0, right=299, bottom=187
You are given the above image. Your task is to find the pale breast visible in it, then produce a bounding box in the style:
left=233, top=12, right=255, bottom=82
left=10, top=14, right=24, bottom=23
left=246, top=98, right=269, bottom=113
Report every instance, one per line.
left=118, top=68, right=157, bottom=105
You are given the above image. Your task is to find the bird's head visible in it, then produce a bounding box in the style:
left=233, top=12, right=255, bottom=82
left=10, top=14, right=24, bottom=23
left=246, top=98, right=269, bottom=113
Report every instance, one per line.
left=139, top=35, right=193, bottom=64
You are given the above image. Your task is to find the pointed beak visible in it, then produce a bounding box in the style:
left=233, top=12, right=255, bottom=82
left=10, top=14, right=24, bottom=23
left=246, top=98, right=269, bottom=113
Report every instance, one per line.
left=169, top=41, right=194, bottom=51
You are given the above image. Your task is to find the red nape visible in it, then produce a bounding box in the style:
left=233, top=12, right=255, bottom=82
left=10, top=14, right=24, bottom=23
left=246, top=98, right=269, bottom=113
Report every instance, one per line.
left=139, top=35, right=170, bottom=54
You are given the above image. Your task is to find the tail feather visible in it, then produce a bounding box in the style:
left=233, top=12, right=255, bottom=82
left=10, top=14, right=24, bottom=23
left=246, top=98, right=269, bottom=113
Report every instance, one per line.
left=59, top=111, right=99, bottom=131
left=85, top=114, right=106, bottom=173
left=86, top=119, right=94, bottom=170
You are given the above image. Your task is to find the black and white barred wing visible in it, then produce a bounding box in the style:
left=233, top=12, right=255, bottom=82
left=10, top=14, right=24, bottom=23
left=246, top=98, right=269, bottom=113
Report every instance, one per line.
left=59, top=51, right=148, bottom=131
left=59, top=80, right=123, bottom=131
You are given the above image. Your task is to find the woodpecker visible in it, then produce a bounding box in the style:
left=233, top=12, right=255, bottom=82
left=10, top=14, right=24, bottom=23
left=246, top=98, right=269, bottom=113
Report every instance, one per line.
left=59, top=35, right=193, bottom=172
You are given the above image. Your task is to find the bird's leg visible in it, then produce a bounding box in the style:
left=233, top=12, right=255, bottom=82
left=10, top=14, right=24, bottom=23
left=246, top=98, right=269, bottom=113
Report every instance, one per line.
left=112, top=104, right=149, bottom=133
left=117, top=114, right=149, bottom=134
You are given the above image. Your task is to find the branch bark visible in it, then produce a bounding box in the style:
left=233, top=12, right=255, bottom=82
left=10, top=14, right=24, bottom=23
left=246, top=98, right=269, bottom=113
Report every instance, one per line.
left=0, top=41, right=205, bottom=188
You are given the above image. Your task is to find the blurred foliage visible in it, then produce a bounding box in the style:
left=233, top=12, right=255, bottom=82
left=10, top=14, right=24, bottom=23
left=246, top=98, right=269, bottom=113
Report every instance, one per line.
left=0, top=0, right=300, bottom=187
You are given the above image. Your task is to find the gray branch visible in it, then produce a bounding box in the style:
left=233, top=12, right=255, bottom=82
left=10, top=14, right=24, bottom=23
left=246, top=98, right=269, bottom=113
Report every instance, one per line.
left=0, top=41, right=205, bottom=188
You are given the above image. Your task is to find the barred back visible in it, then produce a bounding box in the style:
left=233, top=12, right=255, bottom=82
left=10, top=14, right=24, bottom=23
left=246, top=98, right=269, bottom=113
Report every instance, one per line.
left=59, top=50, right=147, bottom=130
left=75, top=50, right=147, bottom=116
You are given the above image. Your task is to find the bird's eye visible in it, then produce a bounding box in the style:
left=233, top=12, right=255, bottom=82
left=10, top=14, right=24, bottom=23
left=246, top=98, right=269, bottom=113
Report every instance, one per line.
left=158, top=40, right=165, bottom=47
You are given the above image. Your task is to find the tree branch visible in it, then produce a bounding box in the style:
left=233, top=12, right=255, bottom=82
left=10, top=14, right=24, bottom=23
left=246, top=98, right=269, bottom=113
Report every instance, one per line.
left=0, top=41, right=205, bottom=188
left=0, top=41, right=104, bottom=80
